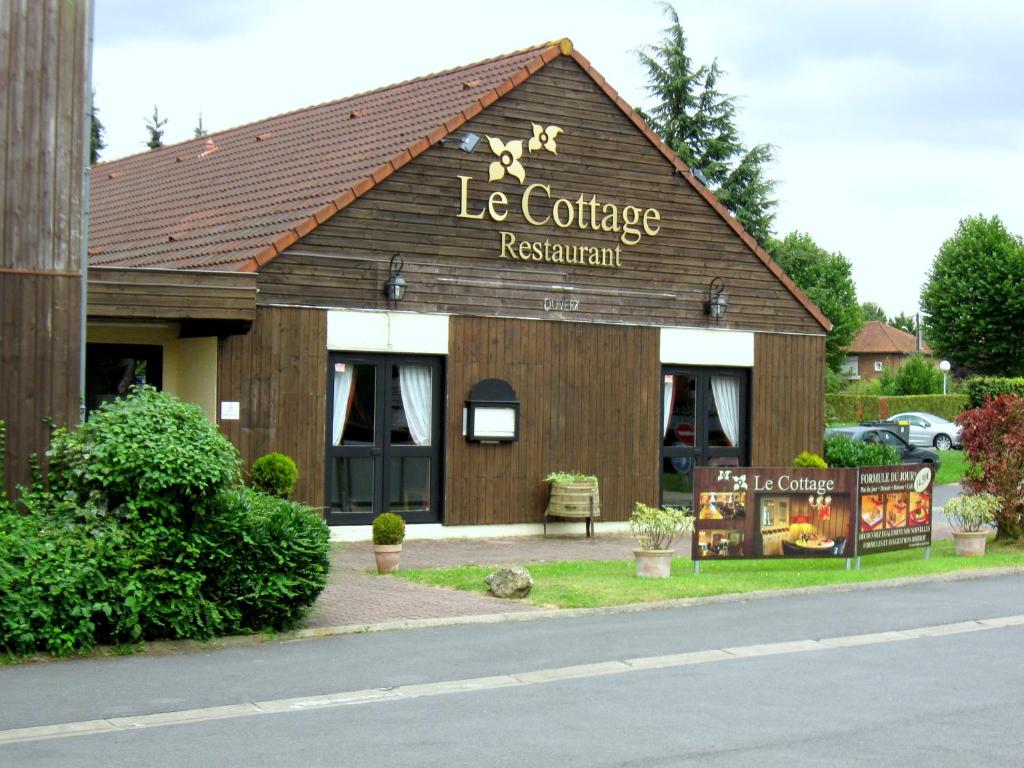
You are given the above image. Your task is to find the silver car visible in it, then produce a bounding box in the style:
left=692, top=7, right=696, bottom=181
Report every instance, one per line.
left=885, top=412, right=962, bottom=451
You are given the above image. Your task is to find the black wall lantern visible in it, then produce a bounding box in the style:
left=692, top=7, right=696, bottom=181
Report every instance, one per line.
left=384, top=253, right=407, bottom=306
left=704, top=277, right=728, bottom=322
left=464, top=378, right=520, bottom=443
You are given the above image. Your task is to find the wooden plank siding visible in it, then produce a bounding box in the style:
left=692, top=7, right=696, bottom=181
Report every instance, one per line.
left=88, top=267, right=258, bottom=321
left=259, top=57, right=824, bottom=337
left=216, top=306, right=326, bottom=507
left=445, top=315, right=660, bottom=525
left=0, top=0, right=89, bottom=496
left=751, top=333, right=826, bottom=466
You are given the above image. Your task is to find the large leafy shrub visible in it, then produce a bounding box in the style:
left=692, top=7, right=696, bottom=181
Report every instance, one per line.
left=249, top=452, right=298, bottom=498
left=823, top=436, right=901, bottom=468
left=878, top=354, right=944, bottom=396
left=958, top=395, right=1024, bottom=541
left=47, top=386, right=240, bottom=520
left=964, top=376, right=1024, bottom=409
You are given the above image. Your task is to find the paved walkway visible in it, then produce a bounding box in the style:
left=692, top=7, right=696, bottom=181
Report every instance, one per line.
left=302, top=516, right=955, bottom=629
left=302, top=533, right=636, bottom=628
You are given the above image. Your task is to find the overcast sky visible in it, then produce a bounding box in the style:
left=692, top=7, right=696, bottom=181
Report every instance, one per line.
left=92, top=0, right=1024, bottom=318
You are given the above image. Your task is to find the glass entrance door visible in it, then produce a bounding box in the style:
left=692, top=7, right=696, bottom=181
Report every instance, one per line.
left=326, top=354, right=443, bottom=525
left=661, top=367, right=748, bottom=509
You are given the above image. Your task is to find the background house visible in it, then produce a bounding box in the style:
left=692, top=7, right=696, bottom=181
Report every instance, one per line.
left=844, top=321, right=931, bottom=380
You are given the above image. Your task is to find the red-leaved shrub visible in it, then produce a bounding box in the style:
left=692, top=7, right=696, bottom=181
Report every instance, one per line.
left=958, top=395, right=1024, bottom=540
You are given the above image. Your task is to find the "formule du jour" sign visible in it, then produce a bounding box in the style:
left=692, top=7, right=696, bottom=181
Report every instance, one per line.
left=454, top=123, right=660, bottom=269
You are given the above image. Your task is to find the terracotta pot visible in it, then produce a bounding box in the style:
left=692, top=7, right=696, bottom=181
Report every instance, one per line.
left=634, top=549, right=674, bottom=578
left=374, top=543, right=403, bottom=574
left=952, top=530, right=988, bottom=557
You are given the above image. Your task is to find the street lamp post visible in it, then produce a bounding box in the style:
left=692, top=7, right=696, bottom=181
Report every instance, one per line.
left=940, top=360, right=951, bottom=395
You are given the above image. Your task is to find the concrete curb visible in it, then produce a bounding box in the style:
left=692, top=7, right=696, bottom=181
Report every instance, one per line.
left=17, top=565, right=1021, bottom=665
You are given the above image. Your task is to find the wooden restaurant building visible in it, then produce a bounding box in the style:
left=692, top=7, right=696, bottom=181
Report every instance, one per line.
left=84, top=39, right=830, bottom=535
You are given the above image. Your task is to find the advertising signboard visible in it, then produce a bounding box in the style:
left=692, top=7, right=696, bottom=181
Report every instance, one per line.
left=857, top=464, right=934, bottom=554
left=691, top=465, right=933, bottom=561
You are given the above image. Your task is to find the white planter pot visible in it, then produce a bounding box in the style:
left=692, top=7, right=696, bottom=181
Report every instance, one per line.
left=634, top=549, right=674, bottom=578
left=952, top=530, right=988, bottom=557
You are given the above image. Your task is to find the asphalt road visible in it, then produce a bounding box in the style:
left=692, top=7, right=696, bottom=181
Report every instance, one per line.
left=2, top=572, right=1021, bottom=767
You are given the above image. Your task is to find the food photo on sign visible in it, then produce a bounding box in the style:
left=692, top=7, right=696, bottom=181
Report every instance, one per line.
left=692, top=467, right=856, bottom=560
left=856, top=465, right=934, bottom=554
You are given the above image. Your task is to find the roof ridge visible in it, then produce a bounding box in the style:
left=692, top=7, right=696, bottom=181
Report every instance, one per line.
left=94, top=40, right=566, bottom=169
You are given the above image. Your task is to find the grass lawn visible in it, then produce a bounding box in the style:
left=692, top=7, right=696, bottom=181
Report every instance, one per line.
left=398, top=539, right=1023, bottom=610
left=935, top=449, right=968, bottom=486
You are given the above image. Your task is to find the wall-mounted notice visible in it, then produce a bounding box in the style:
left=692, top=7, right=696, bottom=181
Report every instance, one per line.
left=220, top=401, right=240, bottom=420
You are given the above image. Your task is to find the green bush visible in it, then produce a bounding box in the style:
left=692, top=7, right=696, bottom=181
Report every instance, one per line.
left=47, top=386, right=241, bottom=520
left=793, top=451, right=827, bottom=468
left=201, top=487, right=329, bottom=631
left=823, top=436, right=901, bottom=468
left=0, top=389, right=329, bottom=657
left=372, top=512, right=406, bottom=545
left=825, top=394, right=968, bottom=423
left=964, top=376, right=1024, bottom=409
left=878, top=354, right=944, bottom=395
left=249, top=452, right=298, bottom=498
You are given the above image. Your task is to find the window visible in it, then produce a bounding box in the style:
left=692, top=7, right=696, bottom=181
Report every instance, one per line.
left=874, top=361, right=884, bottom=372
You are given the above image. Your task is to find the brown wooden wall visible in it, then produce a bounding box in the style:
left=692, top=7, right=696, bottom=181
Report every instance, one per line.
left=751, top=333, right=826, bottom=466
left=88, top=267, right=257, bottom=321
left=1, top=0, right=90, bottom=496
left=445, top=315, right=661, bottom=525
left=260, top=56, right=824, bottom=337
left=217, top=306, right=326, bottom=507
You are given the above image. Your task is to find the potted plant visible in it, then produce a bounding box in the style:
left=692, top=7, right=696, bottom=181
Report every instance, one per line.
left=543, top=471, right=600, bottom=536
left=372, top=512, right=406, bottom=574
left=943, top=492, right=999, bottom=556
left=629, top=502, right=694, bottom=578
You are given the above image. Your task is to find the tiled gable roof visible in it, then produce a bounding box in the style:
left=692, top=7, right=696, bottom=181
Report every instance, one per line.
left=849, top=320, right=931, bottom=354
left=87, top=39, right=831, bottom=331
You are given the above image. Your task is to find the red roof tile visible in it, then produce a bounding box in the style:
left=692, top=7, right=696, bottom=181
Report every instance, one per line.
left=87, top=38, right=830, bottom=331
left=849, top=321, right=931, bottom=354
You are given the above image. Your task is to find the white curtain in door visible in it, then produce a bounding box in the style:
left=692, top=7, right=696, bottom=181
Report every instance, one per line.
left=399, top=365, right=432, bottom=446
left=711, top=375, right=740, bottom=448
left=332, top=365, right=354, bottom=445
left=663, top=377, right=674, bottom=437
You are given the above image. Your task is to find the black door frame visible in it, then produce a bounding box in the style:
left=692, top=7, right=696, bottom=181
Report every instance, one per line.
left=659, top=365, right=750, bottom=507
left=324, top=352, right=444, bottom=526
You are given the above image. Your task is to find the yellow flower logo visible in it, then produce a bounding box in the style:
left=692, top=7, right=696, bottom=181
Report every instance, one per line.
left=487, top=137, right=526, bottom=183
left=528, top=123, right=562, bottom=154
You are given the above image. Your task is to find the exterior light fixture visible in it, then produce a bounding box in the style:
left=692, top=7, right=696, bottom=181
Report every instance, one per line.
left=440, top=132, right=481, bottom=152
left=464, top=378, right=520, bottom=443
left=384, top=253, right=407, bottom=306
left=704, top=277, right=728, bottom=322
left=939, top=359, right=951, bottom=395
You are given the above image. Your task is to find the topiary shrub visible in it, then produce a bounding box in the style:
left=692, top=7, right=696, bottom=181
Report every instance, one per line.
left=200, top=487, right=329, bottom=631
left=793, top=451, right=827, bottom=468
left=249, top=452, right=298, bottom=498
left=372, top=512, right=406, bottom=545
left=823, top=436, right=901, bottom=468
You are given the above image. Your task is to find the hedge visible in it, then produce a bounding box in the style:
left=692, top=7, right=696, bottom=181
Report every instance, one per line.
left=964, top=377, right=1024, bottom=409
left=825, top=394, right=968, bottom=424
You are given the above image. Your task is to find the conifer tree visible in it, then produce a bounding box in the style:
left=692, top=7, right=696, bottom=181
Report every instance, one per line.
left=637, top=4, right=777, bottom=244
left=145, top=105, right=167, bottom=149
left=89, top=91, right=106, bottom=164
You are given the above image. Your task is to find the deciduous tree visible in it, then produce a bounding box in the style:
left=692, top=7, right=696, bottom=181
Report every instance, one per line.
left=921, top=215, right=1024, bottom=375
left=768, top=231, right=862, bottom=373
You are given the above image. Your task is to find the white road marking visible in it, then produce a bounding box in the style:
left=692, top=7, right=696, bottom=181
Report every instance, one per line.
left=2, top=614, right=1021, bottom=747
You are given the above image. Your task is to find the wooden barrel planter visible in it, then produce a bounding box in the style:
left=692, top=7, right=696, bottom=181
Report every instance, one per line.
left=544, top=478, right=600, bottom=537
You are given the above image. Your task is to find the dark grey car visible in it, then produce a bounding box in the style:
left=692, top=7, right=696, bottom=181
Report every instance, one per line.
left=825, top=426, right=942, bottom=470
